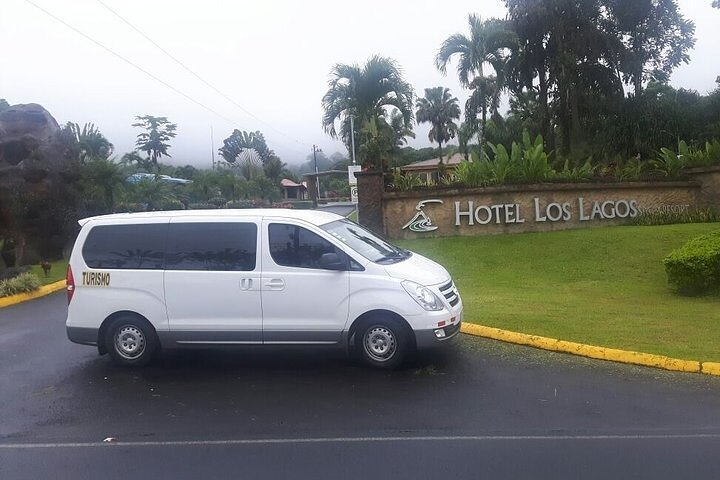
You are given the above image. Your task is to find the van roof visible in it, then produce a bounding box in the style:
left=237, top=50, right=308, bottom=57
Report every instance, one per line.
left=78, top=209, right=345, bottom=227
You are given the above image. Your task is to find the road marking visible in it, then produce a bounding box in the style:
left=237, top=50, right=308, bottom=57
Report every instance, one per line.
left=1, top=433, right=720, bottom=449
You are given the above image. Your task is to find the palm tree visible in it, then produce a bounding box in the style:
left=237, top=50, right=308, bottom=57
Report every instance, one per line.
left=132, top=115, right=177, bottom=170
left=415, top=87, right=461, bottom=162
left=322, top=55, right=414, bottom=169
left=435, top=15, right=517, bottom=151
left=61, top=122, right=114, bottom=163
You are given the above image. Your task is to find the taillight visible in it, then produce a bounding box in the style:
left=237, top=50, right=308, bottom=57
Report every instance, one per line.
left=66, top=265, right=75, bottom=304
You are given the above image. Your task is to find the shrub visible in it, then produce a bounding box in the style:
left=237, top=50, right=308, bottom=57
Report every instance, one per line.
left=225, top=200, right=255, bottom=209
left=652, top=147, right=686, bottom=178
left=630, top=208, right=720, bottom=226
left=0, top=272, right=42, bottom=297
left=680, top=139, right=720, bottom=168
left=0, top=266, right=29, bottom=281
left=157, top=199, right=185, bottom=210
left=188, top=202, right=219, bottom=210
left=552, top=157, right=596, bottom=182
left=208, top=196, right=227, bottom=207
left=517, top=132, right=553, bottom=182
left=391, top=170, right=425, bottom=191
left=454, top=157, right=493, bottom=187
left=663, top=230, right=720, bottom=295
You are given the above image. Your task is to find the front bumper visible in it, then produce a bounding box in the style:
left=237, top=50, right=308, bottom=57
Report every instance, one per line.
left=414, top=320, right=462, bottom=349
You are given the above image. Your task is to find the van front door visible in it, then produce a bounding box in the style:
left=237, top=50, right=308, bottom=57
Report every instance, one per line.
left=164, top=218, right=262, bottom=345
left=261, top=221, right=349, bottom=345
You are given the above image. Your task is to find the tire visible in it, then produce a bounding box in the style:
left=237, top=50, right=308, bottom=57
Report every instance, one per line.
left=104, top=316, right=158, bottom=367
left=355, top=319, right=409, bottom=369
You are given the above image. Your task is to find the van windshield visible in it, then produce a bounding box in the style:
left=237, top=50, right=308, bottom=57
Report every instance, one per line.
left=321, top=219, right=411, bottom=264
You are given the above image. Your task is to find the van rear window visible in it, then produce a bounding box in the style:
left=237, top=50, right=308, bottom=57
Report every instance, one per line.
left=82, top=224, right=166, bottom=269
left=165, top=222, right=257, bottom=271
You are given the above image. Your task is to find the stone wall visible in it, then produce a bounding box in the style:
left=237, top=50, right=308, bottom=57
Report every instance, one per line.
left=381, top=181, right=706, bottom=239
left=687, top=166, right=720, bottom=209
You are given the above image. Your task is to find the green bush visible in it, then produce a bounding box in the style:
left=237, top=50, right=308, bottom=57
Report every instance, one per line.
left=663, top=230, right=720, bottom=295
left=157, top=199, right=185, bottom=210
left=0, top=272, right=42, bottom=297
left=630, top=208, right=720, bottom=226
left=391, top=170, right=425, bottom=191
left=225, top=200, right=255, bottom=209
left=188, top=202, right=219, bottom=210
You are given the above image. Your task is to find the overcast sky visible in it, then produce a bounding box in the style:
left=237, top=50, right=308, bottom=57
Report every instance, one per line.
left=1, top=0, right=718, bottom=168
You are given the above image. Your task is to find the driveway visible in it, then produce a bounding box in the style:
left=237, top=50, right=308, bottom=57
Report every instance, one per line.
left=1, top=293, right=719, bottom=479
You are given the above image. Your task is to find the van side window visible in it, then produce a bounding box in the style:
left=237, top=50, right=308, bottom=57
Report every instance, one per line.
left=82, top=224, right=165, bottom=269
left=165, top=223, right=257, bottom=271
left=268, top=223, right=340, bottom=269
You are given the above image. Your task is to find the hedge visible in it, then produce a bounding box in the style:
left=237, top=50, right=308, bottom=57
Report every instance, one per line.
left=663, top=230, right=720, bottom=295
left=0, top=272, right=41, bottom=297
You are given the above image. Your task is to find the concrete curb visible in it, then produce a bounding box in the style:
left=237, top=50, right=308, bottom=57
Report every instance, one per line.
left=0, top=281, right=66, bottom=309
left=461, top=323, right=720, bottom=377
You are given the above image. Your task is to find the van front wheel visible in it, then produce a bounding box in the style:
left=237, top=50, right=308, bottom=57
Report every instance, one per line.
left=356, top=321, right=408, bottom=369
left=105, top=316, right=158, bottom=367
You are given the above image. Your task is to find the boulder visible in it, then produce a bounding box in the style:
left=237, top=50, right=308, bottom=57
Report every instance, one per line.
left=0, top=103, right=78, bottom=266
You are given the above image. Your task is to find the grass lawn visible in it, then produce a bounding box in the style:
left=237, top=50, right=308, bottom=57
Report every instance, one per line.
left=28, top=259, right=67, bottom=286
left=398, top=223, right=720, bottom=362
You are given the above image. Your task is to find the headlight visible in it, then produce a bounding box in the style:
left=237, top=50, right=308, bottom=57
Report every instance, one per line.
left=401, top=280, right=444, bottom=311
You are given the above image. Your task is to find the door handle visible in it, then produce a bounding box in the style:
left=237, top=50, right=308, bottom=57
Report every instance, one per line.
left=239, top=278, right=254, bottom=290
left=264, top=279, right=285, bottom=290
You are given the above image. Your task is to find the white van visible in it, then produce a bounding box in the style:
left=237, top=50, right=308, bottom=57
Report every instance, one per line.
left=65, top=209, right=463, bottom=368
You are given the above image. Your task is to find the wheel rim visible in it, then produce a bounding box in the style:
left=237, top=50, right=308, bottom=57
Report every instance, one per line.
left=114, top=325, right=146, bottom=360
left=363, top=325, right=397, bottom=363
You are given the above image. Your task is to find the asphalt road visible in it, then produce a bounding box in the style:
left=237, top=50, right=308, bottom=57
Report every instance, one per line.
left=1, top=293, right=720, bottom=479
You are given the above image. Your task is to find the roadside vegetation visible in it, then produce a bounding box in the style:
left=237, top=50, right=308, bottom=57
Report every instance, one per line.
left=399, top=223, right=720, bottom=362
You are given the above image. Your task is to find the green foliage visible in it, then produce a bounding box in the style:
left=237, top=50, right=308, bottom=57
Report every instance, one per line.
left=59, top=122, right=114, bottom=162
left=454, top=157, right=493, bottom=187
left=0, top=272, right=41, bottom=297
left=663, top=230, right=720, bottom=295
left=132, top=115, right=177, bottom=168
left=681, top=139, right=720, bottom=168
left=415, top=86, right=461, bottom=159
left=187, top=202, right=219, bottom=210
left=322, top=55, right=415, bottom=170
left=391, top=170, right=425, bottom=191
left=652, top=147, right=687, bottom=177
left=552, top=158, right=596, bottom=182
left=614, top=156, right=646, bottom=181
left=516, top=133, right=552, bottom=182
left=486, top=143, right=517, bottom=184
left=630, top=208, right=720, bottom=227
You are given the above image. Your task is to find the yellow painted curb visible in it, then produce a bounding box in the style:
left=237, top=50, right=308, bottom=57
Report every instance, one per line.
left=461, top=323, right=719, bottom=377
left=0, top=280, right=66, bottom=309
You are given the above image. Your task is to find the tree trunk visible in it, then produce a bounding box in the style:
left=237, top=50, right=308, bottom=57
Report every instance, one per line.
left=14, top=234, right=25, bottom=268
left=438, top=141, right=443, bottom=163
left=479, top=105, right=487, bottom=156
left=569, top=80, right=583, bottom=150
left=538, top=67, right=552, bottom=151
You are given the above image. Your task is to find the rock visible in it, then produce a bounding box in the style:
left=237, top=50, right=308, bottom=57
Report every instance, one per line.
left=0, top=103, right=78, bottom=266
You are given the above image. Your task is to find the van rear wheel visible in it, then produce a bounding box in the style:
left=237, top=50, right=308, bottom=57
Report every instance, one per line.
left=105, top=316, right=158, bottom=367
left=356, top=321, right=408, bottom=369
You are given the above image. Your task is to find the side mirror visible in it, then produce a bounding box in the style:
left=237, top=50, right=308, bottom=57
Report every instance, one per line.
left=319, top=252, right=346, bottom=271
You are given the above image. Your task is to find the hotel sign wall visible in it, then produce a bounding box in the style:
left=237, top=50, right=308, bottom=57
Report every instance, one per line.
left=383, top=183, right=700, bottom=238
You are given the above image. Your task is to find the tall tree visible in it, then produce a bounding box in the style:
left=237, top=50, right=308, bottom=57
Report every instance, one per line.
left=218, top=129, right=274, bottom=165
left=415, top=87, right=461, bottom=161
left=61, top=122, right=114, bottom=162
left=132, top=115, right=177, bottom=169
left=604, top=0, right=695, bottom=96
left=436, top=15, right=517, bottom=152
left=322, top=55, right=415, bottom=169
